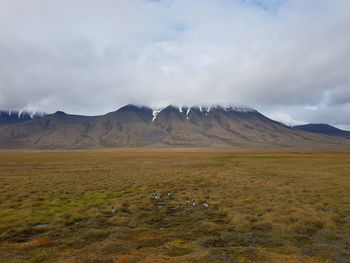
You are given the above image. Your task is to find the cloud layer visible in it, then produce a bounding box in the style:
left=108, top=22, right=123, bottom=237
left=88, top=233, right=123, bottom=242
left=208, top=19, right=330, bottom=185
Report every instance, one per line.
left=0, top=0, right=349, bottom=128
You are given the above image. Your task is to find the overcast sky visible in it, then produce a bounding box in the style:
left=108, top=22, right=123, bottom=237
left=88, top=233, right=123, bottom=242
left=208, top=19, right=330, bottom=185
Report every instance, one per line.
left=0, top=0, right=349, bottom=129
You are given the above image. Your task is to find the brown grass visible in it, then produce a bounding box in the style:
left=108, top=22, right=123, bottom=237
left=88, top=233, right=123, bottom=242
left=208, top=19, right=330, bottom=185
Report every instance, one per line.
left=0, top=150, right=349, bottom=262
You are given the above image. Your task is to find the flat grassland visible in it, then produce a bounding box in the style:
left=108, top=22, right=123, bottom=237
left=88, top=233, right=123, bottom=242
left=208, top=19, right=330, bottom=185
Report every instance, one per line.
left=0, top=151, right=349, bottom=263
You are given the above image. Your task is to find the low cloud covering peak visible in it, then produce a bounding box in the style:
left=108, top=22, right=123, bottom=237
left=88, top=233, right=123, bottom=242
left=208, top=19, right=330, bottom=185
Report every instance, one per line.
left=0, top=0, right=349, bottom=128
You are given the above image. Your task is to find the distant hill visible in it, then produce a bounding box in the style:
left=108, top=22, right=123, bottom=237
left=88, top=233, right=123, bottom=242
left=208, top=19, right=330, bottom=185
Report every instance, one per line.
left=293, top=124, right=350, bottom=138
left=0, top=111, right=45, bottom=125
left=0, top=104, right=349, bottom=149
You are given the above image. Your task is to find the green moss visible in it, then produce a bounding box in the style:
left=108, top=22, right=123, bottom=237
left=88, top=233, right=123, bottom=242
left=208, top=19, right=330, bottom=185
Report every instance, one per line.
left=28, top=249, right=54, bottom=263
left=83, top=229, right=111, bottom=241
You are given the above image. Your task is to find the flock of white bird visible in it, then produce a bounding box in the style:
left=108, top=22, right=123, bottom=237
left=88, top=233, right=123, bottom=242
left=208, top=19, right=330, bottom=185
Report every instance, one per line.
left=152, top=190, right=209, bottom=210
left=66, top=188, right=208, bottom=214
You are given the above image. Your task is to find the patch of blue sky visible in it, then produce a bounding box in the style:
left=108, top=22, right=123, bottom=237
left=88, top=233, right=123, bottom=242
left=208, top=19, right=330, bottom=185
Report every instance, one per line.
left=152, top=26, right=184, bottom=42
left=173, top=23, right=186, bottom=32
left=241, top=0, right=286, bottom=12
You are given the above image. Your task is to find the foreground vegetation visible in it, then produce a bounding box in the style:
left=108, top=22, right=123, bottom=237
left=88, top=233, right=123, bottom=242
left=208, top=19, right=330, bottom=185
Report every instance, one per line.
left=0, top=150, right=349, bottom=262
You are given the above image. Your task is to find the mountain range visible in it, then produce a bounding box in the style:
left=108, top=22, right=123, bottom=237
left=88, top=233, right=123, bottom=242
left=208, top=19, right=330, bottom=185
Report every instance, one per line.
left=293, top=124, right=350, bottom=138
left=0, top=104, right=349, bottom=149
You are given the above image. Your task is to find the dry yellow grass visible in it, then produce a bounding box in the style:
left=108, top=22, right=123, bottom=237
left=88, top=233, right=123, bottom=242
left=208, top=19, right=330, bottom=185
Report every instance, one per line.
left=0, top=150, right=349, bottom=262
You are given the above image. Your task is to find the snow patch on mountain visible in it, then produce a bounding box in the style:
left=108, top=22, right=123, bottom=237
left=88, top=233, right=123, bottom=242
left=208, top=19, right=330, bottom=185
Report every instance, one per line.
left=217, top=104, right=256, bottom=113
left=175, top=104, right=255, bottom=113
left=152, top=109, right=162, bottom=122
left=30, top=111, right=38, bottom=118
left=0, top=110, right=46, bottom=123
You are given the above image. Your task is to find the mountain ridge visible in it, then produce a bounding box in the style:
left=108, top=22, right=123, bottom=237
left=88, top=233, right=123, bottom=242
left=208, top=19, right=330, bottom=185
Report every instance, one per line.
left=0, top=104, right=349, bottom=149
left=293, top=123, right=350, bottom=138
left=0, top=110, right=45, bottom=125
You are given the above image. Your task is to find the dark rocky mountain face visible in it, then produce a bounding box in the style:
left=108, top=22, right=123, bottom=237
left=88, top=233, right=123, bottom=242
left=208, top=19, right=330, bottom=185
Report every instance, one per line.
left=0, top=111, right=45, bottom=125
left=293, top=124, right=350, bottom=138
left=0, top=104, right=349, bottom=149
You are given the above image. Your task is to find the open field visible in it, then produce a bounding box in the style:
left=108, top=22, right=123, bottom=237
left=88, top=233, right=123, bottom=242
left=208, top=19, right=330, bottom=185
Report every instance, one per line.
left=0, top=150, right=349, bottom=262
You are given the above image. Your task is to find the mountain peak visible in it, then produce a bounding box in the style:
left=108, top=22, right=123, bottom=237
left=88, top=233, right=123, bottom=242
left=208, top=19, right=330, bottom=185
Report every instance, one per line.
left=118, top=104, right=152, bottom=112
left=293, top=123, right=350, bottom=138
left=54, top=111, right=67, bottom=115
left=159, top=104, right=256, bottom=113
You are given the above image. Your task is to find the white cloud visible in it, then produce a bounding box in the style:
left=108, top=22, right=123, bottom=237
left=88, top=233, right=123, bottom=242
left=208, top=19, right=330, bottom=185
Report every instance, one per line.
left=267, top=112, right=307, bottom=126
left=335, top=124, right=350, bottom=132
left=0, top=0, right=349, bottom=128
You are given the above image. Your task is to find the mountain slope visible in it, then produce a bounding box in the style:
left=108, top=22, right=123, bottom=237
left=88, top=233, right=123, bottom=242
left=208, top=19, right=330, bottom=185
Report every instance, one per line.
left=0, top=104, right=349, bottom=149
left=293, top=124, right=350, bottom=138
left=0, top=110, right=45, bottom=125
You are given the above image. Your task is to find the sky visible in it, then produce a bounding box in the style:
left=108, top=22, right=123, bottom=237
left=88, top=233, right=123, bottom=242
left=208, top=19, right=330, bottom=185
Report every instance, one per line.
left=0, top=0, right=349, bottom=129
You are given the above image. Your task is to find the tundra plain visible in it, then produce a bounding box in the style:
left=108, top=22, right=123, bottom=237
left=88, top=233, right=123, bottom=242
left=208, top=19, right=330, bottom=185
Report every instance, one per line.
left=0, top=150, right=349, bottom=262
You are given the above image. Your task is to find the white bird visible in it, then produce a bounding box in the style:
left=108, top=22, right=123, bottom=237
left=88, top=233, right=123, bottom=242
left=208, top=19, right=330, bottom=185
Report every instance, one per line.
left=155, top=194, right=161, bottom=200
left=178, top=204, right=183, bottom=210
left=192, top=200, right=197, bottom=207
left=168, top=191, right=172, bottom=198
left=111, top=206, right=117, bottom=213
left=152, top=190, right=157, bottom=196
left=202, top=201, right=209, bottom=208
left=185, top=197, right=190, bottom=205
left=66, top=190, right=72, bottom=194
